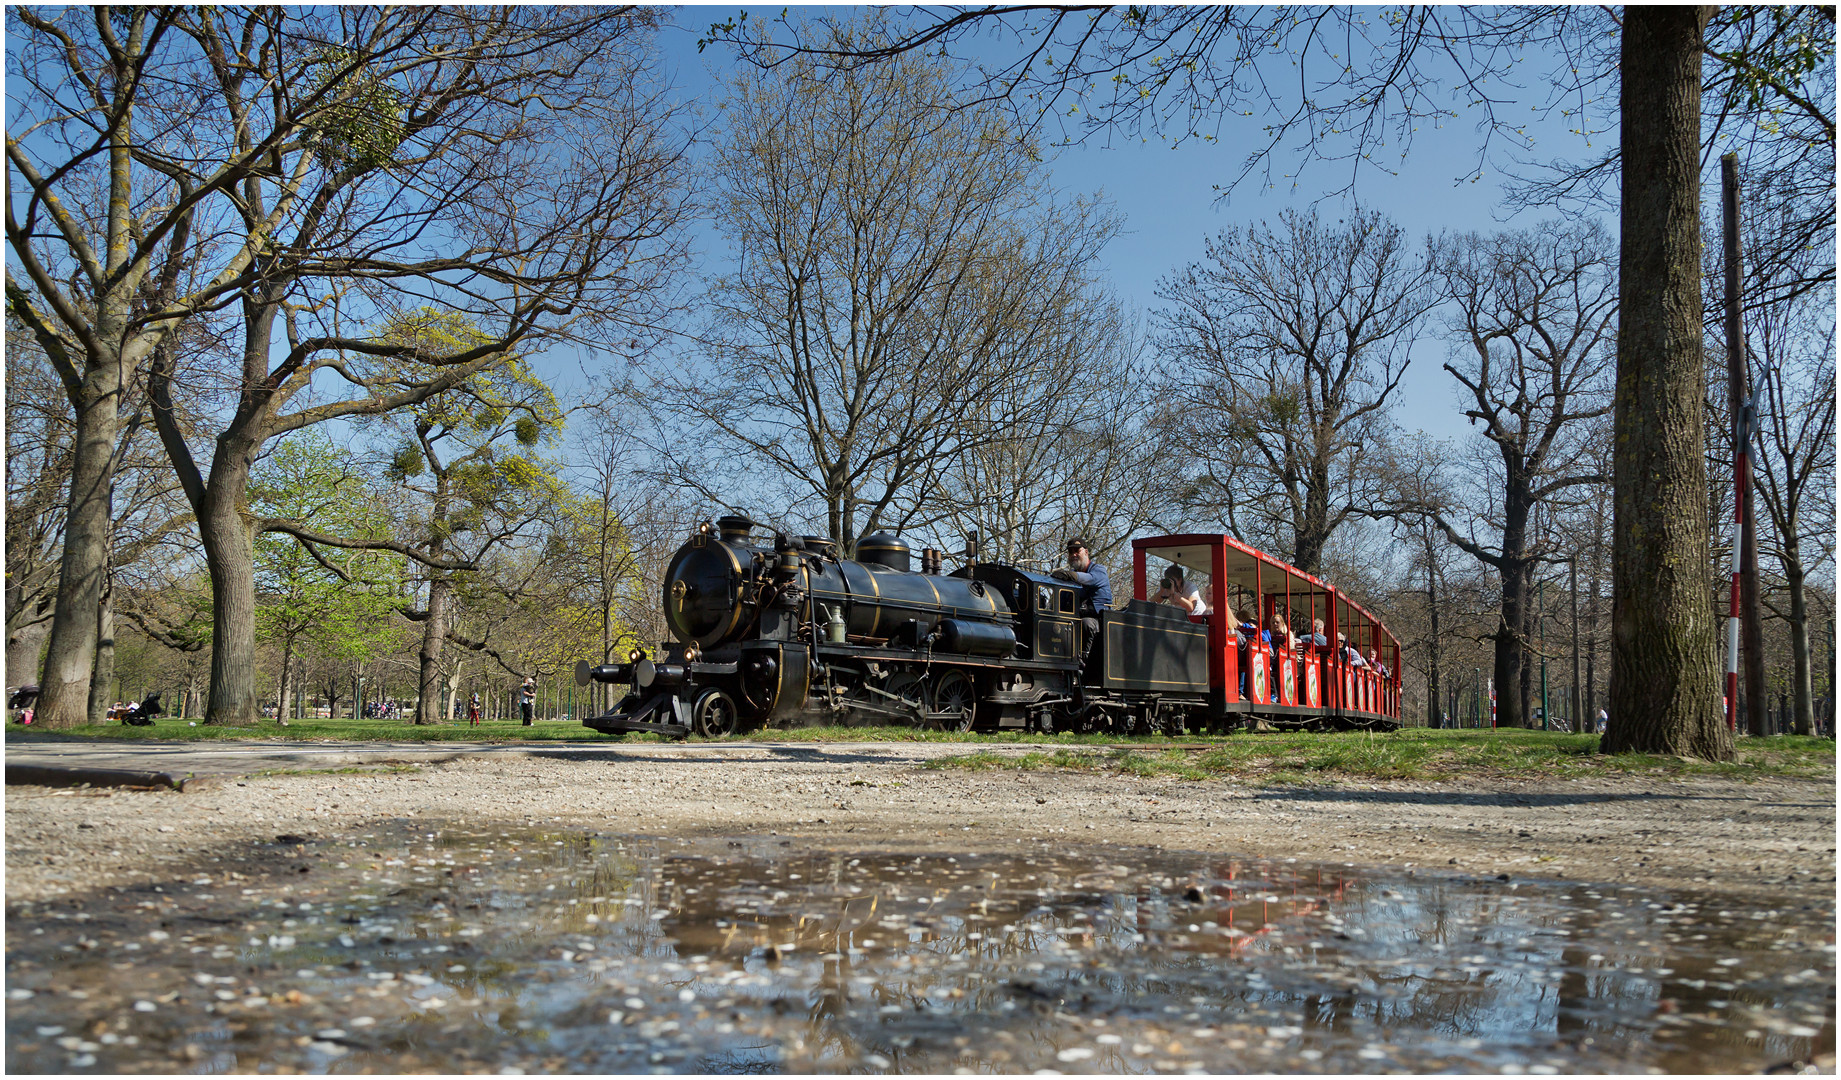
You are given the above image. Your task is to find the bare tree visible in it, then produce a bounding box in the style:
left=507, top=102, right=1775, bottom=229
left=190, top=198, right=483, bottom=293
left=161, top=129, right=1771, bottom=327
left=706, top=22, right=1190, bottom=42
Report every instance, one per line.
left=4, top=320, right=195, bottom=697
left=928, top=301, right=1161, bottom=570
left=1750, top=278, right=1836, bottom=738
left=1152, top=207, right=1435, bottom=573
left=1409, top=223, right=1617, bottom=729
left=703, top=4, right=1833, bottom=763
left=650, top=17, right=1119, bottom=554
left=4, top=326, right=74, bottom=690
left=562, top=395, right=695, bottom=712
left=14, top=7, right=684, bottom=726
left=1381, top=437, right=1472, bottom=728
left=9, top=7, right=691, bottom=724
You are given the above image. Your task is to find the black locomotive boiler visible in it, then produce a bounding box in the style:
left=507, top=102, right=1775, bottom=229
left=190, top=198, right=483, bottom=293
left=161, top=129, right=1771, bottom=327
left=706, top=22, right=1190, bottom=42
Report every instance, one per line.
left=575, top=515, right=1214, bottom=737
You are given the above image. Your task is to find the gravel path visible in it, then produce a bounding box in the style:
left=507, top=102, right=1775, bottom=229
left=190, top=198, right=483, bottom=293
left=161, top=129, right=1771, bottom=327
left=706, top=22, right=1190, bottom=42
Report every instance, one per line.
left=6, top=745, right=1834, bottom=905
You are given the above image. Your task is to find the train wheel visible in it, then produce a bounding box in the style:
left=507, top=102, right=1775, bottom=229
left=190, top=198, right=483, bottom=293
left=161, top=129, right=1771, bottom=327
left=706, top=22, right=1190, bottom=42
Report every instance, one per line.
left=930, top=670, right=976, bottom=732
left=883, top=673, right=924, bottom=723
left=692, top=689, right=739, bottom=738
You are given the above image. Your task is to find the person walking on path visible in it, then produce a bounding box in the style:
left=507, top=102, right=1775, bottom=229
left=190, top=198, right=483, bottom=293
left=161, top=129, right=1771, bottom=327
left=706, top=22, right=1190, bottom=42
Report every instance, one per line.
left=520, top=677, right=537, bottom=726
left=467, top=692, right=481, bottom=726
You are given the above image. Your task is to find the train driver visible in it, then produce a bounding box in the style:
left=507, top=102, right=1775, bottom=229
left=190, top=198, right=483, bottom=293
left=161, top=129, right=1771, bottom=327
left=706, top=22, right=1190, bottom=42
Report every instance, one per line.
left=1051, top=538, right=1112, bottom=613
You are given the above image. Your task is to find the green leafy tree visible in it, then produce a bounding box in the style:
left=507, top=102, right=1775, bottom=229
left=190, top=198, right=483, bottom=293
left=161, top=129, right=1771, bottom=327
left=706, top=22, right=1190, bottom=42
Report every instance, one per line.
left=249, top=433, right=404, bottom=723
left=378, top=310, right=569, bottom=725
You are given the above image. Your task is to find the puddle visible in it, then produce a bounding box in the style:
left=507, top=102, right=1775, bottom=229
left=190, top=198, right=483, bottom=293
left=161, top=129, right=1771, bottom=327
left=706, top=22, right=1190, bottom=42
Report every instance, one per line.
left=7, top=826, right=1834, bottom=1073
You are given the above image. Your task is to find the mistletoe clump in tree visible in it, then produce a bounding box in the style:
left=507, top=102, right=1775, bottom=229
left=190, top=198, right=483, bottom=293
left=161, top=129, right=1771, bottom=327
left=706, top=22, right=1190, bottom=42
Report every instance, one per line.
left=379, top=310, right=569, bottom=726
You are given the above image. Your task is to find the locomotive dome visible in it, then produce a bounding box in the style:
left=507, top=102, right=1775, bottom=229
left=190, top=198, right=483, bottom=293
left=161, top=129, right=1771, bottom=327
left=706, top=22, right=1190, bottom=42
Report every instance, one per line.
left=856, top=531, right=911, bottom=572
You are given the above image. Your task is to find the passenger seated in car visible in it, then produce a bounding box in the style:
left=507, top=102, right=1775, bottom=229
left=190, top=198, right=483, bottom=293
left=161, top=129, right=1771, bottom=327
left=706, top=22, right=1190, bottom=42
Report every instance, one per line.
left=1338, top=634, right=1365, bottom=667
left=1308, top=619, right=1330, bottom=648
left=1153, top=568, right=1209, bottom=616
left=1368, top=649, right=1390, bottom=680
left=1236, top=609, right=1267, bottom=643
left=1267, top=614, right=1292, bottom=691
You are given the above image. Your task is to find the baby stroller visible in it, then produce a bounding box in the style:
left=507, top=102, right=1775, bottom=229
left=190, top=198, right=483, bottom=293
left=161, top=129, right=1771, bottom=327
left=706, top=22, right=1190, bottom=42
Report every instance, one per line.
left=121, top=692, right=164, bottom=727
left=10, top=684, right=38, bottom=725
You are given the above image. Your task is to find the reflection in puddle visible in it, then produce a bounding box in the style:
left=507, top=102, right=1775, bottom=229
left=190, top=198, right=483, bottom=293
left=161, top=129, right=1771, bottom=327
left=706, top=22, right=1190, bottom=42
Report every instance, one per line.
left=6, top=827, right=1834, bottom=1073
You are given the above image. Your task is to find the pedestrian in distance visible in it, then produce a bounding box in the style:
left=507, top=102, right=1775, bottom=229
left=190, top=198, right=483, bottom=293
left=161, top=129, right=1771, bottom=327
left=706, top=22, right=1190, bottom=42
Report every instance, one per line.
left=468, top=692, right=482, bottom=726
left=520, top=676, right=537, bottom=726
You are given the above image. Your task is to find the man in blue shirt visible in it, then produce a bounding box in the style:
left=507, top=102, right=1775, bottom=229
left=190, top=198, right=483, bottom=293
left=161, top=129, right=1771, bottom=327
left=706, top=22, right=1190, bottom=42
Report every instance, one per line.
left=1052, top=537, right=1111, bottom=612
left=1052, top=538, right=1110, bottom=664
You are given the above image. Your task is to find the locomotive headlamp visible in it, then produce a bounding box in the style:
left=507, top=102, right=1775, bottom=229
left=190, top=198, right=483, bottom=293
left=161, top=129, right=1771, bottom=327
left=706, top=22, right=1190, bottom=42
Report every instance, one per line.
left=684, top=644, right=701, bottom=664
left=628, top=648, right=646, bottom=664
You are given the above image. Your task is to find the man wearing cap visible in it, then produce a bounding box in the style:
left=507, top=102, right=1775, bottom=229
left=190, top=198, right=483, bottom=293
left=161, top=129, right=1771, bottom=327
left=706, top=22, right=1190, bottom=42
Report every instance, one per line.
left=1051, top=538, right=1111, bottom=612
left=1052, top=538, right=1111, bottom=662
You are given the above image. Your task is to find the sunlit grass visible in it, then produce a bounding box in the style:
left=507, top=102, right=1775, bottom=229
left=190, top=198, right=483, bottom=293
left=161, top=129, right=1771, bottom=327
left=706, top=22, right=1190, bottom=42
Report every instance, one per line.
left=10, top=716, right=1832, bottom=786
left=922, top=729, right=1836, bottom=784
left=5, top=716, right=1204, bottom=747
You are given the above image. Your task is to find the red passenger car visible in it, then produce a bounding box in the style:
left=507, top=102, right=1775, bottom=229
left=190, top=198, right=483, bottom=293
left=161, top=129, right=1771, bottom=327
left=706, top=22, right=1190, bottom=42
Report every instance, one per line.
left=1131, top=534, right=1401, bottom=730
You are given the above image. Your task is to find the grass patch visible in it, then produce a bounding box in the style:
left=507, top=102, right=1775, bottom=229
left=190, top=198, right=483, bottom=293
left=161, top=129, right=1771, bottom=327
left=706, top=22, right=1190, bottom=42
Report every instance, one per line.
left=9, top=717, right=1831, bottom=785
left=922, top=729, right=1836, bottom=784
left=5, top=716, right=1199, bottom=747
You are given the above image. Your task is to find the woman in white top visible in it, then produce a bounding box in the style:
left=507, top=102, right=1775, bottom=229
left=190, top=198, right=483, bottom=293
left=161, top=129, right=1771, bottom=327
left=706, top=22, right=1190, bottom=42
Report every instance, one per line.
left=1154, top=568, right=1210, bottom=616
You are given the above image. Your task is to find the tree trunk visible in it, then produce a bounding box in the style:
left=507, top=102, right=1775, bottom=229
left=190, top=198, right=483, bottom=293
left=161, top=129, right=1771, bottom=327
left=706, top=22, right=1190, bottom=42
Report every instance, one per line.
left=1294, top=457, right=1332, bottom=574
left=1605, top=6, right=1730, bottom=760
left=276, top=637, right=295, bottom=728
left=1785, top=549, right=1815, bottom=736
left=87, top=579, right=116, bottom=725
left=198, top=443, right=262, bottom=726
left=415, top=576, right=451, bottom=725
left=1494, top=550, right=1532, bottom=730
left=1587, top=521, right=1604, bottom=724
left=7, top=618, right=50, bottom=693
left=1426, top=547, right=1442, bottom=728
left=35, top=382, right=120, bottom=728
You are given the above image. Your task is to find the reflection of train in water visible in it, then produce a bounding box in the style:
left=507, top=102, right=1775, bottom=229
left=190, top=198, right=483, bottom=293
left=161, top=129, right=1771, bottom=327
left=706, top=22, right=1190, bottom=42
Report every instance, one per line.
left=576, top=516, right=1400, bottom=738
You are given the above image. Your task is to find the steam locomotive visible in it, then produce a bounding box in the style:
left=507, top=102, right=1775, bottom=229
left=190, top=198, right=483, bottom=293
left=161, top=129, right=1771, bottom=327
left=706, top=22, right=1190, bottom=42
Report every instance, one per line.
left=575, top=516, right=1401, bottom=738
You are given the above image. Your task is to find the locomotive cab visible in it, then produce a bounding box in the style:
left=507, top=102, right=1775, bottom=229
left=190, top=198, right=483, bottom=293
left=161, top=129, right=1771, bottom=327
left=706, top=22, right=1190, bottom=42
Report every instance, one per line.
left=951, top=563, right=1081, bottom=664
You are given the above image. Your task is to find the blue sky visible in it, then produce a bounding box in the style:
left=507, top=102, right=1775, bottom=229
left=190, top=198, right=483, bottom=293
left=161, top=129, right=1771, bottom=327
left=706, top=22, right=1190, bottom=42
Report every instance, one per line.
left=627, top=8, right=1618, bottom=450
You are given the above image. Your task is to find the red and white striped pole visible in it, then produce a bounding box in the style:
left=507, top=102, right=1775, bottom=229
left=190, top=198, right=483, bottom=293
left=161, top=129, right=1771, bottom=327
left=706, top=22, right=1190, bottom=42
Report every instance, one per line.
left=1724, top=402, right=1748, bottom=732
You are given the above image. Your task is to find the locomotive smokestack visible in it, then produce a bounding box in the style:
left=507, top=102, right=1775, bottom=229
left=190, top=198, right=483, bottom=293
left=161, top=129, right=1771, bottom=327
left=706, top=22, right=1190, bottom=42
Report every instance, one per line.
left=963, top=530, right=978, bottom=564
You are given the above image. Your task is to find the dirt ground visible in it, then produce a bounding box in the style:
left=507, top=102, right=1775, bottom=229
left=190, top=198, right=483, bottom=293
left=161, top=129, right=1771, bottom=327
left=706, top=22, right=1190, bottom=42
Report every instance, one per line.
left=6, top=745, right=1835, bottom=907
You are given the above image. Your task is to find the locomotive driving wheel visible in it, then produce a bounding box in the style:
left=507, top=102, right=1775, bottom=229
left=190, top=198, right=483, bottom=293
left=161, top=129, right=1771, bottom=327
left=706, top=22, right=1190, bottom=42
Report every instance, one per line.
left=691, top=688, right=739, bottom=738
left=929, top=670, right=976, bottom=732
left=882, top=672, right=924, bottom=722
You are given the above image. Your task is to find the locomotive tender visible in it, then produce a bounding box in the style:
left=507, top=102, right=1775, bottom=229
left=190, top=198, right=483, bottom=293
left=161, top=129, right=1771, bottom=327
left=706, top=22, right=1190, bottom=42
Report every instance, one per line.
left=575, top=516, right=1400, bottom=738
